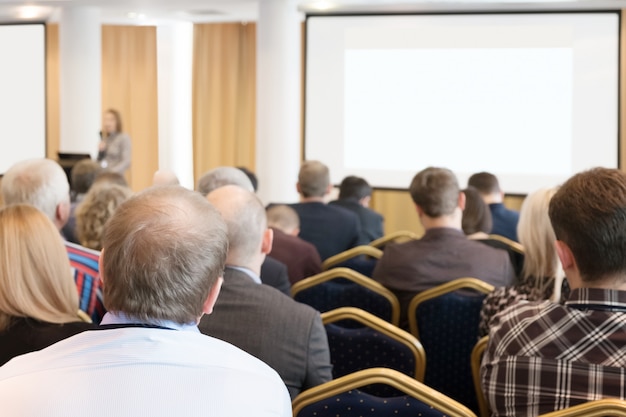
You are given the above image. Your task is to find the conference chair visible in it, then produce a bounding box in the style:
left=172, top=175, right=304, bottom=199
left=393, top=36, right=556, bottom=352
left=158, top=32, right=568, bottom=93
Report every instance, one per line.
left=292, top=267, right=401, bottom=326
left=470, top=336, right=489, bottom=417
left=487, top=234, right=524, bottom=254
left=368, top=230, right=420, bottom=249
left=292, top=368, right=477, bottom=417
left=322, top=307, right=425, bottom=384
left=538, top=399, right=626, bottom=417
left=408, top=278, right=495, bottom=413
left=321, top=245, right=382, bottom=271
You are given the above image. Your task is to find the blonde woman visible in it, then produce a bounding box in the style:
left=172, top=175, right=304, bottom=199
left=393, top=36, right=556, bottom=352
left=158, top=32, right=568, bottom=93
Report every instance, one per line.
left=0, top=205, right=96, bottom=365
left=76, top=183, right=133, bottom=251
left=478, top=187, right=566, bottom=337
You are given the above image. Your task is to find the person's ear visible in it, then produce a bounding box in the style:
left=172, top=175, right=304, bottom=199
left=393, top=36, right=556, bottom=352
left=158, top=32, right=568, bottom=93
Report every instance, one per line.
left=56, top=201, right=70, bottom=228
left=458, top=191, right=466, bottom=211
left=360, top=196, right=371, bottom=208
left=555, top=240, right=574, bottom=270
left=202, top=276, right=223, bottom=316
left=98, top=249, right=105, bottom=288
left=296, top=183, right=301, bottom=194
left=291, top=226, right=300, bottom=237
left=325, top=184, right=332, bottom=195
left=415, top=204, right=424, bottom=217
left=261, top=228, right=273, bottom=255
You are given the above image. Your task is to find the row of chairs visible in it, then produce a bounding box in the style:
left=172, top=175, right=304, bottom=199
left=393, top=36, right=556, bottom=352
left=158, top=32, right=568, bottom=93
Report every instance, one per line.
left=293, top=269, right=493, bottom=413
left=292, top=367, right=626, bottom=417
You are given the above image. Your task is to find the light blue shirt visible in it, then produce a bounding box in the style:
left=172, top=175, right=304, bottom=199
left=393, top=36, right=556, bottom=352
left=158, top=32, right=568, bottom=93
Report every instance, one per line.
left=100, top=311, right=200, bottom=333
left=226, top=265, right=262, bottom=284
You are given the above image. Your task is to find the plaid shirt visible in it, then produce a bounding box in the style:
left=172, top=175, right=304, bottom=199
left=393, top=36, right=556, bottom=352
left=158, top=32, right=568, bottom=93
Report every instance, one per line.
left=481, top=288, right=626, bottom=417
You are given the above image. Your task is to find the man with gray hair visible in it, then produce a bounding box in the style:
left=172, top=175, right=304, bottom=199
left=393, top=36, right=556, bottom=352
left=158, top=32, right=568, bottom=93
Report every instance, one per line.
left=2, top=158, right=105, bottom=322
left=196, top=165, right=291, bottom=296
left=200, top=185, right=332, bottom=399
left=0, top=186, right=291, bottom=416
left=290, top=160, right=363, bottom=260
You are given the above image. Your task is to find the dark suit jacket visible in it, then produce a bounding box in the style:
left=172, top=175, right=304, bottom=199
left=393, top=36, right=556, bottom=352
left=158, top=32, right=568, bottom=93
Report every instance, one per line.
left=260, top=256, right=291, bottom=296
left=329, top=198, right=384, bottom=243
left=199, top=267, right=333, bottom=399
left=489, top=203, right=520, bottom=242
left=290, top=202, right=362, bottom=260
left=269, top=228, right=322, bottom=285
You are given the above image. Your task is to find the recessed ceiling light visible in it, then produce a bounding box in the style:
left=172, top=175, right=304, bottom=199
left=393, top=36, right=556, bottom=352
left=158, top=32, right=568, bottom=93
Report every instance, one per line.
left=16, top=5, right=48, bottom=19
left=307, top=1, right=337, bottom=11
left=126, top=12, right=147, bottom=20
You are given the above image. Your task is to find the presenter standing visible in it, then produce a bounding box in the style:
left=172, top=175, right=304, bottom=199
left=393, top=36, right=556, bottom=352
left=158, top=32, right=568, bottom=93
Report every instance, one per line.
left=97, top=109, right=131, bottom=175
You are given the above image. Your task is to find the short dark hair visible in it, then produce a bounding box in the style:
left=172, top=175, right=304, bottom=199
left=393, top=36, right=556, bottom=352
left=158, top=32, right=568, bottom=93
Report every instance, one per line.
left=462, top=186, right=492, bottom=235
left=468, top=172, right=501, bottom=195
left=102, top=186, right=228, bottom=324
left=549, top=168, right=626, bottom=283
left=409, top=167, right=460, bottom=217
left=237, top=167, right=258, bottom=192
left=71, top=159, right=102, bottom=195
left=338, top=176, right=372, bottom=200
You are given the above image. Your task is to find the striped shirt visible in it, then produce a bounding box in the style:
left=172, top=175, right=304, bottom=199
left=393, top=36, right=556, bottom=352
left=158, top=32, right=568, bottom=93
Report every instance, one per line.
left=481, top=288, right=626, bottom=417
left=65, top=242, right=105, bottom=323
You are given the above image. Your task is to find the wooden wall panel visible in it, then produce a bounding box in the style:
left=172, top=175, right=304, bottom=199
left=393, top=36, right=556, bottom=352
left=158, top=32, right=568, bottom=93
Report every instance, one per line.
left=101, top=25, right=159, bottom=191
left=46, top=24, right=60, bottom=160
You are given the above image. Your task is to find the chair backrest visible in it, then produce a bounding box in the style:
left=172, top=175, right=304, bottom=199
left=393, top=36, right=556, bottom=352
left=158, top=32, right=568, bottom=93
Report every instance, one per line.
left=292, top=268, right=401, bottom=326
left=369, top=230, right=420, bottom=249
left=292, top=368, right=477, bottom=417
left=471, top=336, right=489, bottom=417
left=538, top=399, right=626, bottom=417
left=487, top=234, right=525, bottom=255
left=322, top=245, right=383, bottom=271
left=408, top=278, right=494, bottom=414
left=322, top=307, right=425, bottom=383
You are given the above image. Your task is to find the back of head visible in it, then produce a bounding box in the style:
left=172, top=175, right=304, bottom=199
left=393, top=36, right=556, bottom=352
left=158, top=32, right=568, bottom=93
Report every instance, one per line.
left=462, top=186, right=492, bottom=235
left=468, top=172, right=501, bottom=195
left=71, top=159, right=102, bottom=195
left=94, top=171, right=128, bottom=188
left=338, top=176, right=372, bottom=200
left=518, top=187, right=559, bottom=282
left=102, top=186, right=228, bottom=324
left=152, top=169, right=180, bottom=187
left=237, top=167, right=258, bottom=192
left=266, top=204, right=300, bottom=234
left=549, top=168, right=626, bottom=283
left=1, top=159, right=70, bottom=223
left=206, top=185, right=267, bottom=267
left=298, top=160, right=330, bottom=198
left=409, top=167, right=460, bottom=217
left=0, top=205, right=79, bottom=331
left=197, top=167, right=254, bottom=196
left=76, top=183, right=133, bottom=250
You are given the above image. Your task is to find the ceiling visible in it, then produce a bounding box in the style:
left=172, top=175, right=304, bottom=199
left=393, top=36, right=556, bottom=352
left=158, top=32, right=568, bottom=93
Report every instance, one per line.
left=0, top=0, right=625, bottom=24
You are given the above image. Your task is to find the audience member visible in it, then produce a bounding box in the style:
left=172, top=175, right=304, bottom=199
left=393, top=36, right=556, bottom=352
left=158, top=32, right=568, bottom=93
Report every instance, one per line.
left=468, top=172, right=520, bottom=241
left=93, top=170, right=129, bottom=187
left=266, top=204, right=322, bottom=284
left=0, top=186, right=291, bottom=416
left=478, top=187, right=565, bottom=337
left=290, top=161, right=362, bottom=260
left=1, top=159, right=105, bottom=322
left=482, top=168, right=626, bottom=416
left=329, top=175, right=384, bottom=243
left=237, top=166, right=258, bottom=192
left=463, top=186, right=524, bottom=276
left=200, top=185, right=332, bottom=399
left=152, top=169, right=180, bottom=186
left=76, top=183, right=133, bottom=250
left=196, top=165, right=291, bottom=296
left=0, top=205, right=97, bottom=366
left=373, top=167, right=515, bottom=326
left=63, top=159, right=102, bottom=243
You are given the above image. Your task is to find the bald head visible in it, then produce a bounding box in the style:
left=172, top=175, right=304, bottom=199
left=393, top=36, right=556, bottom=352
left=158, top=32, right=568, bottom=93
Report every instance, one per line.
left=206, top=185, right=270, bottom=271
left=267, top=204, right=300, bottom=235
left=1, top=158, right=70, bottom=230
left=197, top=167, right=254, bottom=196
left=152, top=169, right=180, bottom=187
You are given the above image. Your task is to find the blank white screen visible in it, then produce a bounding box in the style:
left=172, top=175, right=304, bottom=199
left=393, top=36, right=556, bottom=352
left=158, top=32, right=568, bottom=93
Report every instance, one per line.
left=0, top=24, right=46, bottom=174
left=305, top=13, right=619, bottom=194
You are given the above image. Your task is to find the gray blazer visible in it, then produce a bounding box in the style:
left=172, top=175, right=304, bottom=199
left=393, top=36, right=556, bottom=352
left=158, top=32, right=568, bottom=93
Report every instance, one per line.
left=99, top=132, right=131, bottom=174
left=198, top=267, right=332, bottom=399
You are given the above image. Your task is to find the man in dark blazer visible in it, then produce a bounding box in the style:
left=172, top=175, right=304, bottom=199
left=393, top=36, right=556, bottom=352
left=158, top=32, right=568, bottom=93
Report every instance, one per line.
left=199, top=185, right=332, bottom=399
left=290, top=161, right=363, bottom=260
left=329, top=175, right=384, bottom=244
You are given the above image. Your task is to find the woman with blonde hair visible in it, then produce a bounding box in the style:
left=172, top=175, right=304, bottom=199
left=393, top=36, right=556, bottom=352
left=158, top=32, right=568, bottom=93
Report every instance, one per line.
left=76, top=183, right=133, bottom=251
left=0, top=205, right=96, bottom=365
left=478, top=187, right=566, bottom=337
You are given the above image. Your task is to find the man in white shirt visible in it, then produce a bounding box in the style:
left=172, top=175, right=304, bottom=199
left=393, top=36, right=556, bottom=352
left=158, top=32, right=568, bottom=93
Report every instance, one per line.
left=0, top=186, right=291, bottom=417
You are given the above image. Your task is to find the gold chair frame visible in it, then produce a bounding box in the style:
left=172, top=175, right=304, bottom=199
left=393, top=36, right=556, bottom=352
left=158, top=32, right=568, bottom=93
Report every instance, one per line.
left=369, top=230, right=420, bottom=248
left=322, top=245, right=383, bottom=271
left=322, top=306, right=426, bottom=382
left=471, top=336, right=489, bottom=417
left=291, top=267, right=401, bottom=326
left=292, top=367, right=477, bottom=417
left=408, top=277, right=495, bottom=339
left=538, top=399, right=626, bottom=417
left=487, top=234, right=525, bottom=254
